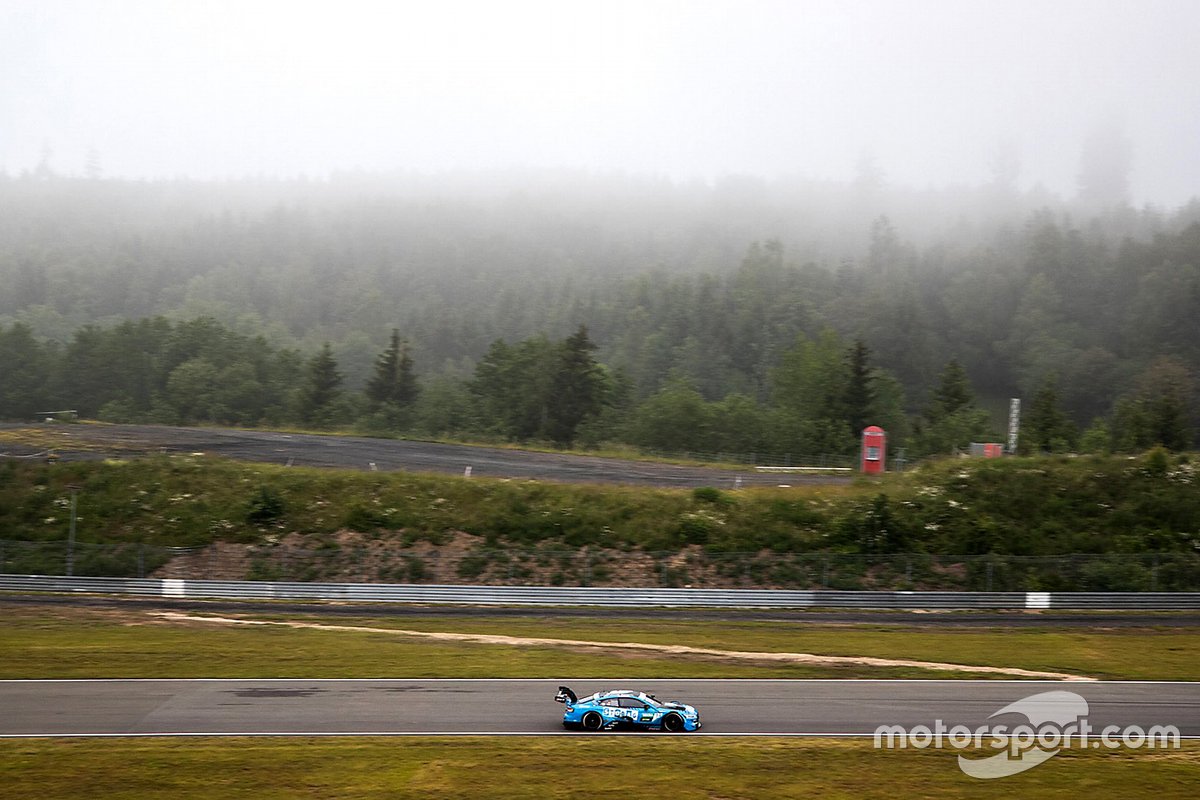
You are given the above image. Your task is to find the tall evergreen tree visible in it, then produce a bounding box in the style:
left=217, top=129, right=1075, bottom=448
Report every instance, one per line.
left=927, top=360, right=975, bottom=422
left=366, top=329, right=419, bottom=410
left=545, top=324, right=606, bottom=447
left=1025, top=379, right=1077, bottom=453
left=1111, top=356, right=1195, bottom=451
left=913, top=359, right=992, bottom=456
left=0, top=323, right=49, bottom=419
left=469, top=336, right=556, bottom=440
left=843, top=339, right=875, bottom=437
left=300, top=342, right=343, bottom=429
left=771, top=329, right=847, bottom=421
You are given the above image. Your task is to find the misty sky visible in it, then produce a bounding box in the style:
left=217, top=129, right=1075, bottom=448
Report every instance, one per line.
left=3, top=0, right=1198, bottom=205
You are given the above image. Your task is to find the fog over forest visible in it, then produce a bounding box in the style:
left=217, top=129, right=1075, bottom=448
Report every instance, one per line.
left=2, top=1, right=1198, bottom=459
left=6, top=0, right=1200, bottom=204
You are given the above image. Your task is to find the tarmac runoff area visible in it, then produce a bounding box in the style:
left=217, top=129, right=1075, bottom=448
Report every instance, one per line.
left=1, top=679, right=1197, bottom=737
left=0, top=422, right=849, bottom=488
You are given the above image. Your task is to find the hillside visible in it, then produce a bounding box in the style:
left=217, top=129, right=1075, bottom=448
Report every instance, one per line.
left=2, top=449, right=1196, bottom=591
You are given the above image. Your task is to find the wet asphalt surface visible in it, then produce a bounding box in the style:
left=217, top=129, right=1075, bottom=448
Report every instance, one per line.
left=0, top=422, right=848, bottom=489
left=3, top=678, right=1198, bottom=736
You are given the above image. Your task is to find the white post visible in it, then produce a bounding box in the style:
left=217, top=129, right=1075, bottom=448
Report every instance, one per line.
left=1007, top=398, right=1021, bottom=454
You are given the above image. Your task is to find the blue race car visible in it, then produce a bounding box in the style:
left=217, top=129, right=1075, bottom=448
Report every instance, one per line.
left=555, top=686, right=702, bottom=732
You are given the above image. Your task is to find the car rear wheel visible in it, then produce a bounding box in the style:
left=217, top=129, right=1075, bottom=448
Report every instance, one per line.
left=661, top=713, right=685, bottom=732
left=581, top=711, right=604, bottom=731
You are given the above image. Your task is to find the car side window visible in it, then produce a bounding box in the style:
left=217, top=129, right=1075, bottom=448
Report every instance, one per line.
left=600, top=698, right=620, bottom=707
left=618, top=697, right=646, bottom=709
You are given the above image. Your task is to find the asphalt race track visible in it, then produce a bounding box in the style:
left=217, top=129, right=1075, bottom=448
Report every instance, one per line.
left=0, top=423, right=848, bottom=488
left=2, top=679, right=1197, bottom=737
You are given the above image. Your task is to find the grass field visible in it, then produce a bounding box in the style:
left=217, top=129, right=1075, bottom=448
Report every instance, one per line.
left=1, top=738, right=1196, bottom=799
left=4, top=604, right=1198, bottom=797
left=3, top=604, right=1199, bottom=680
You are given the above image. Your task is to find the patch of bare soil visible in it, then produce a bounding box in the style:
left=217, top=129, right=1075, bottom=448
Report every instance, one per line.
left=150, top=530, right=791, bottom=588
left=156, top=530, right=976, bottom=590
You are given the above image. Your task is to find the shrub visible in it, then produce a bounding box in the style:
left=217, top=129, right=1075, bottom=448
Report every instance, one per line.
left=456, top=552, right=491, bottom=579
left=677, top=512, right=714, bottom=544
left=402, top=555, right=427, bottom=582
left=343, top=504, right=389, bottom=532
left=245, top=486, right=285, bottom=525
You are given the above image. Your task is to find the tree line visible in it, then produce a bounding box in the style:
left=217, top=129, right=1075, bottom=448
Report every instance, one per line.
left=1, top=314, right=1192, bottom=458
left=1, top=173, right=1198, bottom=455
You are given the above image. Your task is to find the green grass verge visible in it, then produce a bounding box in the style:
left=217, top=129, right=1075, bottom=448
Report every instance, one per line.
left=0, top=607, right=983, bottom=680
left=1, top=738, right=1196, bottom=799
left=305, top=613, right=1200, bottom=681
left=4, top=606, right=1200, bottom=680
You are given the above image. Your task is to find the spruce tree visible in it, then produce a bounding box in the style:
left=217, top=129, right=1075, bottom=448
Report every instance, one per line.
left=545, top=324, right=605, bottom=447
left=365, top=330, right=400, bottom=410
left=928, top=360, right=974, bottom=422
left=366, top=329, right=419, bottom=410
left=843, top=339, right=875, bottom=437
left=1026, top=379, right=1077, bottom=453
left=300, top=342, right=343, bottom=428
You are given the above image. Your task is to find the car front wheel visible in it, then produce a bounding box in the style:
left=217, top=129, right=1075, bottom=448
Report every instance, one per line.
left=661, top=713, right=685, bottom=732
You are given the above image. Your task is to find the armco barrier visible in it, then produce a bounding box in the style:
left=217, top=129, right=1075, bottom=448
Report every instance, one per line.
left=1, top=574, right=1198, bottom=609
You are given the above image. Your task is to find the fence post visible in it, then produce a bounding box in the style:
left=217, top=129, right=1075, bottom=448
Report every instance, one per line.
left=0, top=540, right=5, bottom=574
left=66, top=486, right=79, bottom=577
left=137, top=544, right=145, bottom=579
left=1151, top=555, right=1158, bottom=592
left=986, top=560, right=994, bottom=592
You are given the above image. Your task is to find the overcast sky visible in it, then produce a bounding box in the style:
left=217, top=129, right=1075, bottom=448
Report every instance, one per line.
left=3, top=0, right=1198, bottom=205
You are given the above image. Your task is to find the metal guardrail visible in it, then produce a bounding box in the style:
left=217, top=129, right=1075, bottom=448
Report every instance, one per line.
left=1, top=574, right=1197, bottom=609
left=8, top=539, right=1198, bottom=592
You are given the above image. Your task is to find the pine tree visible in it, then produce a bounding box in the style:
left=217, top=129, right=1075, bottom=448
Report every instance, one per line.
left=843, top=339, right=875, bottom=437
left=928, top=360, right=974, bottom=422
left=545, top=324, right=605, bottom=447
left=300, top=342, right=343, bottom=429
left=394, top=339, right=418, bottom=407
left=1025, top=379, right=1077, bottom=453
left=366, top=329, right=419, bottom=410
left=365, top=330, right=400, bottom=409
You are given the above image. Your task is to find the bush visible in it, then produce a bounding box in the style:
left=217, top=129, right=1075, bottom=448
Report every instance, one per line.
left=677, top=512, right=715, bottom=545
left=245, top=486, right=285, bottom=525
left=343, top=504, right=389, bottom=532
left=691, top=486, right=727, bottom=505
left=1144, top=446, right=1170, bottom=477
left=407, top=556, right=428, bottom=582
left=456, top=552, right=491, bottom=579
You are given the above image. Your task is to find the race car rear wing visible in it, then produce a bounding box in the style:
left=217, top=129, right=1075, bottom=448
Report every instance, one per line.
left=554, top=686, right=577, bottom=704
